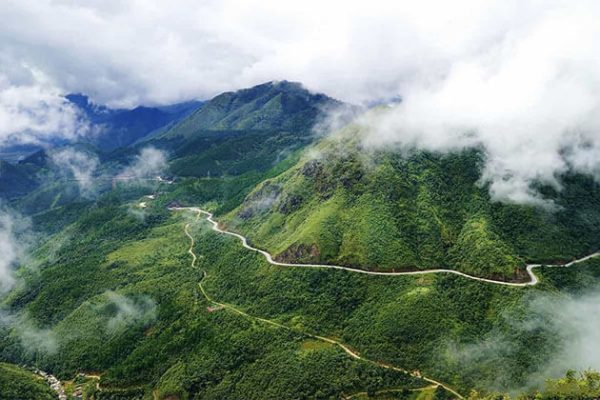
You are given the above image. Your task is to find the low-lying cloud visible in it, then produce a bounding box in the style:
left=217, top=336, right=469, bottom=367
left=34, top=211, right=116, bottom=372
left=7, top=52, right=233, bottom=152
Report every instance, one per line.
left=445, top=288, right=600, bottom=393
left=50, top=148, right=99, bottom=197
left=0, top=207, right=30, bottom=294
left=102, top=291, right=157, bottom=334
left=0, top=70, right=87, bottom=147
left=2, top=1, right=600, bottom=204
left=117, top=147, right=167, bottom=181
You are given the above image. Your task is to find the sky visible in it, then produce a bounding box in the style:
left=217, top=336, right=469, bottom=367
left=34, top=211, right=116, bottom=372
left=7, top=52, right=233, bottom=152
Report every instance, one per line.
left=2, top=0, right=600, bottom=203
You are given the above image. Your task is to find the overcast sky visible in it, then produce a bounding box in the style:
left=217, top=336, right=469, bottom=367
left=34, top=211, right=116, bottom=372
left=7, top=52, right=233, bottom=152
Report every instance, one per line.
left=2, top=0, right=583, bottom=107
left=2, top=0, right=600, bottom=204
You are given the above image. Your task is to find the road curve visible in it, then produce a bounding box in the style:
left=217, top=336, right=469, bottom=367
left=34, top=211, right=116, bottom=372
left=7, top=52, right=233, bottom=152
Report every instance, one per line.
left=170, top=207, right=600, bottom=287
left=181, top=205, right=463, bottom=398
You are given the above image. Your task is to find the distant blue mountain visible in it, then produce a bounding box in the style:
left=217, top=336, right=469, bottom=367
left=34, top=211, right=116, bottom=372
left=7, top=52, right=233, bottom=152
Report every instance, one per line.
left=65, top=94, right=203, bottom=151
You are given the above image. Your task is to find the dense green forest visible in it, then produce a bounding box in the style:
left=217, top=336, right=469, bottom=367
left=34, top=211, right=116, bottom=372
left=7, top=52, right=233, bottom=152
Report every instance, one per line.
left=0, top=363, right=56, bottom=400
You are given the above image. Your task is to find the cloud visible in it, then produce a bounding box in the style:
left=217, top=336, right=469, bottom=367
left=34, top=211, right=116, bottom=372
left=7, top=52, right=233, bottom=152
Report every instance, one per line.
left=445, top=288, right=600, bottom=393
left=1, top=1, right=600, bottom=203
left=0, top=311, right=58, bottom=355
left=0, top=0, right=560, bottom=106
left=50, top=148, right=99, bottom=197
left=117, top=147, right=167, bottom=180
left=0, top=69, right=88, bottom=147
left=0, top=207, right=30, bottom=294
left=102, top=291, right=156, bottom=334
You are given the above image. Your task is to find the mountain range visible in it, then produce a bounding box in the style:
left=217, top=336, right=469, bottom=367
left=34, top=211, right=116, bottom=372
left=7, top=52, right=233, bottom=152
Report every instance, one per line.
left=1, top=81, right=599, bottom=400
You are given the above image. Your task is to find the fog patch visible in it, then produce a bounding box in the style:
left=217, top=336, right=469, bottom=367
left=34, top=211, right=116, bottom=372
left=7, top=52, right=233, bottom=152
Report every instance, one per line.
left=357, top=6, right=600, bottom=206
left=444, top=288, right=600, bottom=394
left=0, top=70, right=89, bottom=147
left=238, top=182, right=281, bottom=220
left=117, top=147, right=168, bottom=182
left=50, top=148, right=99, bottom=197
left=101, top=291, right=157, bottom=334
left=0, top=207, right=32, bottom=294
left=0, top=311, right=58, bottom=355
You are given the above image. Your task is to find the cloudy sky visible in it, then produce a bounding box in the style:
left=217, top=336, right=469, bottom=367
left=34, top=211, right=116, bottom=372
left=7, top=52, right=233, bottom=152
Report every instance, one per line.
left=3, top=0, right=594, bottom=107
left=2, top=0, right=600, bottom=203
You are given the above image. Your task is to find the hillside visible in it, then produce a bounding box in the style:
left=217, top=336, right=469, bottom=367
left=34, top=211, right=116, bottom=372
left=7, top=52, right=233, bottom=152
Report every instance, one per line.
left=0, top=363, right=56, bottom=400
left=223, top=123, right=600, bottom=280
left=1, top=83, right=600, bottom=399
left=146, top=81, right=345, bottom=178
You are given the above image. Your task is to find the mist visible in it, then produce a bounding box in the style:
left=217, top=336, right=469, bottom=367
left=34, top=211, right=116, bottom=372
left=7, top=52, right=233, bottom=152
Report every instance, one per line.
left=102, top=291, right=157, bottom=334
left=117, top=147, right=167, bottom=181
left=1, top=1, right=600, bottom=205
left=50, top=147, right=100, bottom=198
left=445, top=288, right=600, bottom=393
left=0, top=70, right=88, bottom=147
left=0, top=207, right=30, bottom=294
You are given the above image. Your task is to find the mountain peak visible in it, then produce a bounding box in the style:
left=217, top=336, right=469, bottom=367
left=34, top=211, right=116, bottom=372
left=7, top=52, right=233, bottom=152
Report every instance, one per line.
left=159, top=81, right=342, bottom=138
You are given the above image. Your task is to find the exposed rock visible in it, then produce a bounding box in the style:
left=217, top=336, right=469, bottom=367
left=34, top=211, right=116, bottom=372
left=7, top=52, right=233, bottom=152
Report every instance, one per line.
left=301, top=159, right=323, bottom=178
left=277, top=193, right=303, bottom=214
left=275, top=243, right=320, bottom=264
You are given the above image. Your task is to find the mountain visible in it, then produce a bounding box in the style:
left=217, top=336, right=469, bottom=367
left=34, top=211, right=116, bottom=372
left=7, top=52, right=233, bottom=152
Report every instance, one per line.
left=3, top=82, right=600, bottom=400
left=65, top=94, right=203, bottom=151
left=223, top=121, right=600, bottom=281
left=157, top=80, right=340, bottom=137
left=145, top=80, right=347, bottom=178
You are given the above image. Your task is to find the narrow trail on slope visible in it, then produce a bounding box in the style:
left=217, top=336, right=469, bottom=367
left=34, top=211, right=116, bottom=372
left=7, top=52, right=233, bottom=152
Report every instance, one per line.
left=170, top=207, right=600, bottom=287
left=343, top=385, right=438, bottom=399
left=179, top=207, right=464, bottom=399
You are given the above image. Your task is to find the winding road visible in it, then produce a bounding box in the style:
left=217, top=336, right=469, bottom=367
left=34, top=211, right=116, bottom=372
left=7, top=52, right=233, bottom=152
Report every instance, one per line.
left=173, top=204, right=464, bottom=397
left=170, top=207, right=600, bottom=287
left=169, top=205, right=600, bottom=399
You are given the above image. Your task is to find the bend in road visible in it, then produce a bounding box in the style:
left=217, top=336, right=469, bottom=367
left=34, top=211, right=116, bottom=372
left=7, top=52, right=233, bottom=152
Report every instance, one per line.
left=170, top=207, right=600, bottom=287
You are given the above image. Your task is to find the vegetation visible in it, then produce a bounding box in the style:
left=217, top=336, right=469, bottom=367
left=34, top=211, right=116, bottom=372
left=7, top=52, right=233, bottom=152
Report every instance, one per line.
left=0, top=362, right=56, bottom=400
left=2, top=82, right=600, bottom=399
left=225, top=125, right=600, bottom=280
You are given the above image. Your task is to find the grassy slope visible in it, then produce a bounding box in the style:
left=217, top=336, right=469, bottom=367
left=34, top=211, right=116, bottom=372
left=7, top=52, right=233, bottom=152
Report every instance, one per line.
left=0, top=362, right=56, bottom=400
left=224, top=125, right=600, bottom=280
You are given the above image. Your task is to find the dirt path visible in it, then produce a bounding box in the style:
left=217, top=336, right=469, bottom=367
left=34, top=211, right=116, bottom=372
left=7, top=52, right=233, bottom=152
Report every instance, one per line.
left=170, top=205, right=600, bottom=399
left=170, top=207, right=599, bottom=287
left=178, top=206, right=465, bottom=398
left=197, top=272, right=463, bottom=398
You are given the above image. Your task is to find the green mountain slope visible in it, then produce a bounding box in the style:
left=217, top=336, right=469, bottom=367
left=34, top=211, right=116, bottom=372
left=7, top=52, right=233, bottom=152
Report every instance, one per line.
left=224, top=123, right=600, bottom=280
left=3, top=83, right=600, bottom=400
left=0, top=363, right=55, bottom=400
left=145, top=81, right=345, bottom=178
left=157, top=80, right=338, bottom=138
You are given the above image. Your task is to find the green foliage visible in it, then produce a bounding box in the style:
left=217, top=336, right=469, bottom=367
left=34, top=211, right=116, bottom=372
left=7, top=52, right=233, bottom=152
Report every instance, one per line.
left=533, top=370, right=600, bottom=400
left=0, top=363, right=55, bottom=400
left=227, top=130, right=600, bottom=279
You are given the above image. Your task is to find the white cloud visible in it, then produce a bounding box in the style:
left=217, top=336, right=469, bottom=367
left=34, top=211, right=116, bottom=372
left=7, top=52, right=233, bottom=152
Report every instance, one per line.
left=446, top=289, right=600, bottom=393
left=118, top=147, right=167, bottom=180
left=0, top=69, right=87, bottom=147
left=102, top=291, right=156, bottom=334
left=1, top=1, right=600, bottom=203
left=0, top=0, right=550, bottom=106
left=50, top=148, right=99, bottom=197
left=0, top=208, right=30, bottom=294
